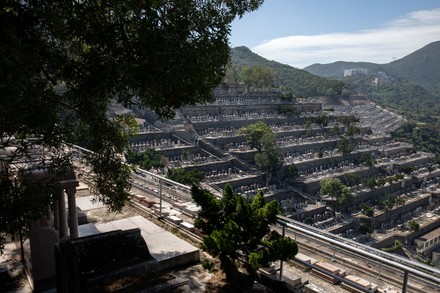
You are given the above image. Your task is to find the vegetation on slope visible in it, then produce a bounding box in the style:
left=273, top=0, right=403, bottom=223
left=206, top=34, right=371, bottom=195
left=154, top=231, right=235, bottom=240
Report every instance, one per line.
left=342, top=75, right=440, bottom=158
left=228, top=44, right=440, bottom=161
left=230, top=46, right=346, bottom=96
left=304, top=41, right=440, bottom=96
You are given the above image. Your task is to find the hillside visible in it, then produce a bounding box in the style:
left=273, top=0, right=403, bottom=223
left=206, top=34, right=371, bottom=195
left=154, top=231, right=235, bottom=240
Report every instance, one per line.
left=383, top=41, right=440, bottom=94
left=230, top=46, right=345, bottom=97
left=304, top=61, right=380, bottom=79
left=303, top=41, right=440, bottom=95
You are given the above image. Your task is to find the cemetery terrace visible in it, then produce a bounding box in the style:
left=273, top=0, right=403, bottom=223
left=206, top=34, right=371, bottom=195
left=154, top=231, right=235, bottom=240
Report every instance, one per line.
left=124, top=86, right=440, bottom=265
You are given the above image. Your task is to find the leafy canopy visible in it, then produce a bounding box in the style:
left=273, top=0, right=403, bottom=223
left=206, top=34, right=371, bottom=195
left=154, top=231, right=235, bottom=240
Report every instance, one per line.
left=241, top=122, right=282, bottom=186
left=191, top=183, right=298, bottom=291
left=320, top=178, right=353, bottom=213
left=240, top=121, right=273, bottom=152
left=0, top=0, right=263, bottom=248
left=240, top=65, right=276, bottom=89
left=125, top=149, right=165, bottom=171
left=166, top=168, right=204, bottom=186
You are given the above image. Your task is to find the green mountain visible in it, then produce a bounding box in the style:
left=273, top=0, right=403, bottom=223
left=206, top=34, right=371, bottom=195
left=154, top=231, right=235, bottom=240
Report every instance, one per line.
left=304, top=41, right=440, bottom=95
left=230, top=46, right=345, bottom=97
left=383, top=41, right=440, bottom=95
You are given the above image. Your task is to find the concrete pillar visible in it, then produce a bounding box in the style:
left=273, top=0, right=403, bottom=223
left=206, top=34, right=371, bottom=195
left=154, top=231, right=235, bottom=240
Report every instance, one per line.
left=53, top=203, right=59, bottom=231
left=66, top=186, right=79, bottom=239
left=58, top=190, right=68, bottom=239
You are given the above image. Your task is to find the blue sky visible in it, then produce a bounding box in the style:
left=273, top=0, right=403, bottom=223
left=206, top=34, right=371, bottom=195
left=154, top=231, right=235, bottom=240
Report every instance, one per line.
left=230, top=0, right=440, bottom=68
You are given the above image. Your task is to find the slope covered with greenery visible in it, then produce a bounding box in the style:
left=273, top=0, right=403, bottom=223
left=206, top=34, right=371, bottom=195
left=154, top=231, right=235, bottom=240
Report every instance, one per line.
left=230, top=46, right=345, bottom=97
left=343, top=75, right=440, bottom=158
left=305, top=61, right=380, bottom=79
left=229, top=45, right=440, bottom=158
left=302, top=42, right=440, bottom=158
left=304, top=41, right=440, bottom=96
left=383, top=41, right=440, bottom=95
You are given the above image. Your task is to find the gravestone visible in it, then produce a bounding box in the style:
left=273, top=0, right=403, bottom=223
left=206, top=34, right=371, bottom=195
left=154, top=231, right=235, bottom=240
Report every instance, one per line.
left=55, top=228, right=157, bottom=293
left=30, top=223, right=60, bottom=292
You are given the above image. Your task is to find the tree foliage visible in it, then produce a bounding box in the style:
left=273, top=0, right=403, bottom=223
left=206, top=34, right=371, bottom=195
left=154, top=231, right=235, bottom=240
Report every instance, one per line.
left=336, top=136, right=353, bottom=154
left=320, top=178, right=353, bottom=214
left=360, top=203, right=374, bottom=217
left=392, top=121, right=440, bottom=157
left=240, top=65, right=276, bottom=89
left=166, top=168, right=204, bottom=186
left=230, top=46, right=346, bottom=96
left=240, top=121, right=273, bottom=152
left=0, top=0, right=263, bottom=249
left=255, top=132, right=283, bottom=186
left=408, top=220, right=420, bottom=232
left=240, top=122, right=282, bottom=186
left=191, top=184, right=298, bottom=291
left=125, top=149, right=165, bottom=170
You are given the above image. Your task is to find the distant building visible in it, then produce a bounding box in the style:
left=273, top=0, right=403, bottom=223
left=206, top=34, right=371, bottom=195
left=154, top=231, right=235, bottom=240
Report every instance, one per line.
left=372, top=76, right=392, bottom=87
left=415, top=226, right=440, bottom=255
left=343, top=68, right=369, bottom=77
left=372, top=71, right=393, bottom=87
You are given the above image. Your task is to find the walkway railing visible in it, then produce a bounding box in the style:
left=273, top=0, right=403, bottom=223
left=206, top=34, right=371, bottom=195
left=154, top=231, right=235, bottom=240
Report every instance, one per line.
left=277, top=215, right=440, bottom=293
left=70, top=144, right=191, bottom=202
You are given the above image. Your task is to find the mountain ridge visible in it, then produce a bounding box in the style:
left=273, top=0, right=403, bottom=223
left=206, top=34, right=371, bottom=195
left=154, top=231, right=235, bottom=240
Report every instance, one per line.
left=303, top=41, right=440, bottom=94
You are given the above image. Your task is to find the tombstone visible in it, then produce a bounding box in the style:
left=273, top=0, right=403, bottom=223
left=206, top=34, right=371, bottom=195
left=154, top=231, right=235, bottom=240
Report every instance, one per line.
left=30, top=221, right=60, bottom=292
left=55, top=228, right=157, bottom=293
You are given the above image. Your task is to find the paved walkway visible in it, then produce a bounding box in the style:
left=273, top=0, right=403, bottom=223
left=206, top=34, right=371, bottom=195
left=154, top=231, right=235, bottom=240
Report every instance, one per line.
left=0, top=242, right=32, bottom=293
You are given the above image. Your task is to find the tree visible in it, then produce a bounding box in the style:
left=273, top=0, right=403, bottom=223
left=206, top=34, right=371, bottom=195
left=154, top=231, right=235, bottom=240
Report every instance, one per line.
left=362, top=153, right=375, bottom=167
left=167, top=168, right=204, bottom=186
left=223, top=63, right=241, bottom=84
left=315, top=115, right=330, bottom=127
left=240, top=65, right=276, bottom=90
left=344, top=172, right=360, bottom=186
left=125, top=149, right=165, bottom=171
left=364, top=178, right=377, bottom=189
left=288, top=164, right=299, bottom=178
left=320, top=178, right=353, bottom=215
left=240, top=121, right=273, bottom=152
left=191, top=184, right=298, bottom=291
left=255, top=131, right=282, bottom=186
left=395, top=197, right=406, bottom=206
left=336, top=136, right=353, bottom=154
left=408, top=220, right=420, bottom=232
left=360, top=203, right=374, bottom=217
left=241, top=122, right=282, bottom=186
left=384, top=193, right=395, bottom=211
left=0, top=0, right=263, bottom=249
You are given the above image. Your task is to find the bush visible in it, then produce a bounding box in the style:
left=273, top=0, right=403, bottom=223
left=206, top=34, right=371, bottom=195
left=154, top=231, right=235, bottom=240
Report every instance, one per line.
left=382, top=240, right=403, bottom=252
left=409, top=220, right=420, bottom=231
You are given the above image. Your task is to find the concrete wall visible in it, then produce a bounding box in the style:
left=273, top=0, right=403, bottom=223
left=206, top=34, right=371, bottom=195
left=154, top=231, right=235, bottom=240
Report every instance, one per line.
left=372, top=218, right=440, bottom=249
left=353, top=177, right=417, bottom=205
left=303, top=167, right=379, bottom=195
left=328, top=220, right=358, bottom=235
left=130, top=132, right=172, bottom=143
left=214, top=174, right=264, bottom=190
left=279, top=140, right=338, bottom=156
left=181, top=103, right=321, bottom=117
left=204, top=135, right=246, bottom=148
left=157, top=146, right=200, bottom=158
left=367, top=195, right=431, bottom=229
left=183, top=160, right=232, bottom=173
left=289, top=205, right=329, bottom=221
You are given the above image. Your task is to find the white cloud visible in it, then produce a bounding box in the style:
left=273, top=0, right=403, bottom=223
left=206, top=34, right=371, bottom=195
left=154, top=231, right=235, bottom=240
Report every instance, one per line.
left=252, top=8, right=440, bottom=68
